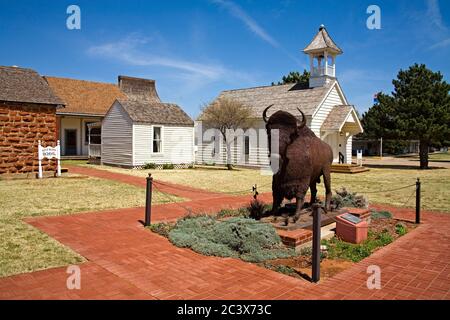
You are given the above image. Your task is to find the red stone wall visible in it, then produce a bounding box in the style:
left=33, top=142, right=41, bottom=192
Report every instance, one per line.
left=0, top=102, right=57, bottom=174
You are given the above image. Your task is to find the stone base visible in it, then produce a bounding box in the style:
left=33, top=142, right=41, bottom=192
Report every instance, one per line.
left=343, top=207, right=371, bottom=222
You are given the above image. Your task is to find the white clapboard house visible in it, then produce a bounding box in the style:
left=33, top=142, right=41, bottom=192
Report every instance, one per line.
left=196, top=25, right=363, bottom=167
left=101, top=76, right=195, bottom=168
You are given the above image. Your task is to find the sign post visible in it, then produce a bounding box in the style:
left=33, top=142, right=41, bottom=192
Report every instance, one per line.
left=38, top=140, right=61, bottom=179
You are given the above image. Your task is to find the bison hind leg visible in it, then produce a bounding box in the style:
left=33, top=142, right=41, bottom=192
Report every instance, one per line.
left=293, top=183, right=310, bottom=223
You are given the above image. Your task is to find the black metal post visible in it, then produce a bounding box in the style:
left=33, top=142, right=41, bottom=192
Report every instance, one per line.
left=252, top=184, right=259, bottom=200
left=312, top=203, right=321, bottom=283
left=145, top=173, right=153, bottom=227
left=416, top=178, right=421, bottom=224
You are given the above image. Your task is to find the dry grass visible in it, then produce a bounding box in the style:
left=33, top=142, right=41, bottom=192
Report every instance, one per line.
left=81, top=163, right=450, bottom=213
left=0, top=174, right=182, bottom=277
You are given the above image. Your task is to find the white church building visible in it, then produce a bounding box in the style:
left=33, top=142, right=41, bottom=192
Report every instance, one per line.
left=195, top=25, right=363, bottom=167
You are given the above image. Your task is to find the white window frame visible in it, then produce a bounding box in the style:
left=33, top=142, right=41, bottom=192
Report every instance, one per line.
left=152, top=125, right=163, bottom=154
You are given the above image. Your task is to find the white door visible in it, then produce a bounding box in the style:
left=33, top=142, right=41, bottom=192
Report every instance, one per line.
left=324, top=133, right=339, bottom=163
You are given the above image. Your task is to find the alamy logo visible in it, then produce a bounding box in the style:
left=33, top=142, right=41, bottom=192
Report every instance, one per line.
left=66, top=265, right=81, bottom=290
left=366, top=5, right=381, bottom=30
left=66, top=5, right=81, bottom=30
left=366, top=265, right=381, bottom=289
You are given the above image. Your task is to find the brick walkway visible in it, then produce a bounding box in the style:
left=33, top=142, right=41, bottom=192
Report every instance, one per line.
left=0, top=167, right=449, bottom=300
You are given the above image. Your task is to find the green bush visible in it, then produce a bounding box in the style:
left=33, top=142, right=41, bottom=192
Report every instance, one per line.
left=168, top=216, right=295, bottom=262
left=371, top=210, right=393, bottom=219
left=148, top=222, right=174, bottom=238
left=247, top=199, right=266, bottom=220
left=332, top=187, right=368, bottom=209
left=142, top=162, right=157, bottom=169
left=395, top=223, right=408, bottom=236
left=215, top=207, right=249, bottom=219
left=162, top=163, right=174, bottom=170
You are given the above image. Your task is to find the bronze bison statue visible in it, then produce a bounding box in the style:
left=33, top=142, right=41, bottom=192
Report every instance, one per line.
left=263, top=105, right=333, bottom=221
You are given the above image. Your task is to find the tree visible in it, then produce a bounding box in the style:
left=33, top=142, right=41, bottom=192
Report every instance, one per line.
left=361, top=64, right=450, bottom=169
left=272, top=70, right=310, bottom=86
left=200, top=98, right=256, bottom=170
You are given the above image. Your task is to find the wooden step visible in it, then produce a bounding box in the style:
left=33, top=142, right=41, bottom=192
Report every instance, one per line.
left=331, top=164, right=370, bottom=174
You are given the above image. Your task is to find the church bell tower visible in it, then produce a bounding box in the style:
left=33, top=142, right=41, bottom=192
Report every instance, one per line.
left=303, top=24, right=343, bottom=88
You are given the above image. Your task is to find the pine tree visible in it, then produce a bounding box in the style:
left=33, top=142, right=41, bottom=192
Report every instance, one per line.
left=272, top=70, right=310, bottom=86
left=361, top=64, right=450, bottom=169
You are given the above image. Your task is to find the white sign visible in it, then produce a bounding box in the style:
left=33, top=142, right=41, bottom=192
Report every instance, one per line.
left=41, top=147, right=58, bottom=159
left=38, top=140, right=61, bottom=178
left=356, top=150, right=363, bottom=167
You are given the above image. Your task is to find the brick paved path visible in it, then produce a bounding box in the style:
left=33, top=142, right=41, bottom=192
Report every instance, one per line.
left=0, top=166, right=449, bottom=300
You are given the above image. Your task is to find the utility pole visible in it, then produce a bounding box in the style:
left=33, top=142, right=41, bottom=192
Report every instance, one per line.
left=380, top=137, right=383, bottom=159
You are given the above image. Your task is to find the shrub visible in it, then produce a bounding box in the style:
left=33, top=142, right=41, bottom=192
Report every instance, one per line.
left=148, top=222, right=174, bottom=238
left=331, top=187, right=368, bottom=209
left=247, top=199, right=266, bottom=220
left=395, top=223, right=408, bottom=236
left=215, top=207, right=249, bottom=219
left=168, top=216, right=295, bottom=262
left=162, top=163, right=174, bottom=170
left=371, top=210, right=393, bottom=219
left=142, top=162, right=157, bottom=169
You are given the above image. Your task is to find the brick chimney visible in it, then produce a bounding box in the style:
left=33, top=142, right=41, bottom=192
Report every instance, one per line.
left=118, top=75, right=161, bottom=102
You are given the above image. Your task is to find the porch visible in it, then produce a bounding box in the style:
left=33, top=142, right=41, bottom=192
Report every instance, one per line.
left=57, top=114, right=102, bottom=157
left=87, top=122, right=102, bottom=164
left=320, top=105, right=363, bottom=165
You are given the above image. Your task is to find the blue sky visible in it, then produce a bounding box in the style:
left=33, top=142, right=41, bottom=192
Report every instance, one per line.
left=0, top=0, right=449, bottom=118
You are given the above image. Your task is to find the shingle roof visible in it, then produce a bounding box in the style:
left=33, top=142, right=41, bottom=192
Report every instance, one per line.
left=303, top=25, right=343, bottom=54
left=0, top=66, right=64, bottom=105
left=118, top=99, right=193, bottom=126
left=45, top=76, right=127, bottom=115
left=207, top=81, right=333, bottom=119
left=321, top=105, right=352, bottom=131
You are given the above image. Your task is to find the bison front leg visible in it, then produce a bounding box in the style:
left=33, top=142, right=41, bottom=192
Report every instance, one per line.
left=271, top=192, right=283, bottom=215
left=293, top=183, right=309, bottom=222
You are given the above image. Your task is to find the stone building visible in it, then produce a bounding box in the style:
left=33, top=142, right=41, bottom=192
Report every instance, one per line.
left=0, top=66, right=64, bottom=174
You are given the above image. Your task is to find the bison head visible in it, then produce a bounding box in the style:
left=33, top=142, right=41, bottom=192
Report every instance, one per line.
left=263, top=105, right=306, bottom=158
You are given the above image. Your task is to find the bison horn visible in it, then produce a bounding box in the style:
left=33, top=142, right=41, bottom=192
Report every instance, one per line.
left=297, top=107, right=306, bottom=129
left=262, top=104, right=273, bottom=123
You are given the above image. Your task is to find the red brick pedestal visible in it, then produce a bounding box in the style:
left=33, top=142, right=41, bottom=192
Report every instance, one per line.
left=277, top=228, right=313, bottom=248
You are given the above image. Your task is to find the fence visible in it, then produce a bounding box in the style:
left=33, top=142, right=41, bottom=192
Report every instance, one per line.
left=143, top=175, right=422, bottom=283
left=88, top=144, right=101, bottom=158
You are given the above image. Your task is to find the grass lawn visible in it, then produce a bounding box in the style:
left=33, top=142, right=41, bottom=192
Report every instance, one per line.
left=76, top=163, right=450, bottom=213
left=428, top=152, right=450, bottom=162
left=0, top=174, right=182, bottom=277
left=397, top=151, right=450, bottom=162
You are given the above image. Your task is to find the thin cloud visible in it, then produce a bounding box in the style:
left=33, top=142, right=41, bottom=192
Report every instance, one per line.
left=87, top=34, right=253, bottom=82
left=426, top=0, right=447, bottom=31
left=211, top=0, right=279, bottom=48
left=210, top=0, right=302, bottom=65
left=430, top=37, right=450, bottom=49
left=426, top=0, right=450, bottom=49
